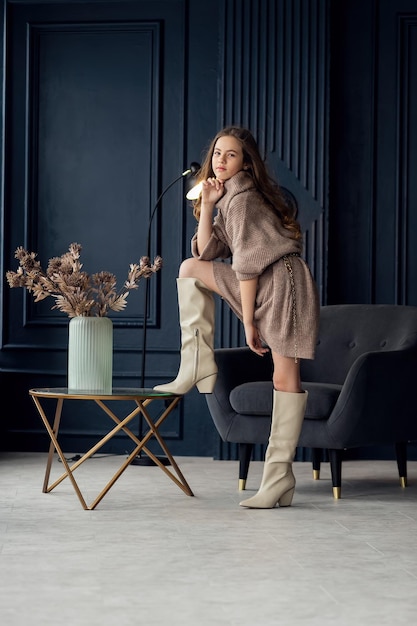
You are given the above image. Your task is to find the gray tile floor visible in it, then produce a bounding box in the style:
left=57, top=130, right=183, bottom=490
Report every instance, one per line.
left=1, top=452, right=417, bottom=626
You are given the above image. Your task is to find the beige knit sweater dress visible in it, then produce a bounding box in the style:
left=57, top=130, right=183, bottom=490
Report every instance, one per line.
left=191, top=170, right=319, bottom=360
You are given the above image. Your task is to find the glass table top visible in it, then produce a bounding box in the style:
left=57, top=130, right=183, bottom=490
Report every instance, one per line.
left=29, top=388, right=177, bottom=399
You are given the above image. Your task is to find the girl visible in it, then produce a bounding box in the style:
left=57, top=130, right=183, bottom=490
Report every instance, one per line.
left=155, top=126, right=320, bottom=508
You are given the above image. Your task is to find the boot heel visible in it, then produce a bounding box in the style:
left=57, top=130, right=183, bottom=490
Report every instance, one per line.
left=278, top=487, right=295, bottom=507
left=196, top=374, right=217, bottom=393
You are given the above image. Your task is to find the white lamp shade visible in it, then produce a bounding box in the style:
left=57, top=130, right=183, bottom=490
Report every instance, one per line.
left=186, top=181, right=203, bottom=200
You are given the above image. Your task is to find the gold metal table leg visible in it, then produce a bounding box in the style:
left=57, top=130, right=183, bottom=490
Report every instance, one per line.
left=32, top=396, right=89, bottom=510
left=135, top=397, right=194, bottom=496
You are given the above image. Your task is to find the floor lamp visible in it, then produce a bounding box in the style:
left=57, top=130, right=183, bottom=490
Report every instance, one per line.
left=131, top=162, right=200, bottom=466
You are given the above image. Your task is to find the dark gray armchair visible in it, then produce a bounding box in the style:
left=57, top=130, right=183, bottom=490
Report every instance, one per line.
left=206, top=304, right=417, bottom=498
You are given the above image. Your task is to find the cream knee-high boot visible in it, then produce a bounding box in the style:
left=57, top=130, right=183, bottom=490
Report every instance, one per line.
left=153, top=278, right=217, bottom=395
left=239, top=390, right=308, bottom=508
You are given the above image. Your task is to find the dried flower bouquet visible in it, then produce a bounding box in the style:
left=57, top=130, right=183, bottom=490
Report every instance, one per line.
left=6, top=242, right=162, bottom=318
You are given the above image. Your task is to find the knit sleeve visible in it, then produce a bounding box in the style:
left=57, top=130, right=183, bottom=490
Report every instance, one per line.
left=191, top=232, right=231, bottom=260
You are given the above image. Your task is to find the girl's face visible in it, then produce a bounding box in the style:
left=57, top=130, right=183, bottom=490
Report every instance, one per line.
left=211, top=136, right=246, bottom=182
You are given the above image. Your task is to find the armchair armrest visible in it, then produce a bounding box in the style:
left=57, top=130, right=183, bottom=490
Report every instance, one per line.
left=214, top=347, right=273, bottom=392
left=326, top=348, right=417, bottom=448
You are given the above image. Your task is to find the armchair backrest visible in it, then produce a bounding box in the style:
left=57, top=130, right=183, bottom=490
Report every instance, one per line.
left=300, top=304, right=417, bottom=385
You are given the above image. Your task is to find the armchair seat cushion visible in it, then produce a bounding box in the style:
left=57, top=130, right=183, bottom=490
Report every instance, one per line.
left=230, top=381, right=342, bottom=420
left=230, top=382, right=272, bottom=415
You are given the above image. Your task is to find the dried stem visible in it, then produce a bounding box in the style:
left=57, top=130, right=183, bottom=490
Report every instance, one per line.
left=6, top=243, right=162, bottom=317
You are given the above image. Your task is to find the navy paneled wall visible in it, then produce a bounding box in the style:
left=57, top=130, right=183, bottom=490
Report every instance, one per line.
left=329, top=0, right=417, bottom=306
left=374, top=1, right=417, bottom=305
left=1, top=0, right=416, bottom=460
left=2, top=0, right=195, bottom=453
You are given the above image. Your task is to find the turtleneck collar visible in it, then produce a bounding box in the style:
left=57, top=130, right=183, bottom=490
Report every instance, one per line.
left=221, top=170, right=255, bottom=196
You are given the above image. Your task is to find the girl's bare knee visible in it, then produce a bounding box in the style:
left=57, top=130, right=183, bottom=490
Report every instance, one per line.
left=178, top=259, right=218, bottom=292
left=178, top=258, right=196, bottom=278
left=272, top=376, right=301, bottom=393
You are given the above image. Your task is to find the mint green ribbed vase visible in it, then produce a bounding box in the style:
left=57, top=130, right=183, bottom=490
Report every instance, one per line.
left=68, top=316, right=113, bottom=394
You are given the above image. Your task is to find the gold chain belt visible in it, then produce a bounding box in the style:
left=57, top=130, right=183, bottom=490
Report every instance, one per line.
left=282, top=253, right=301, bottom=363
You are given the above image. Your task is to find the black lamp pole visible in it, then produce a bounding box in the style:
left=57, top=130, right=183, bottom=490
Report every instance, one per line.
left=131, top=163, right=200, bottom=467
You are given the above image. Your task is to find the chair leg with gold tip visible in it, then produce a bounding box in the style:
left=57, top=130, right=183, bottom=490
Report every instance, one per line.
left=395, top=442, right=408, bottom=488
left=312, top=447, right=321, bottom=480
left=329, top=449, right=342, bottom=499
left=238, top=443, right=253, bottom=491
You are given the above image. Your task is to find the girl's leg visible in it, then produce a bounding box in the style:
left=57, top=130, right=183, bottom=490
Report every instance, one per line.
left=271, top=352, right=302, bottom=393
left=240, top=351, right=306, bottom=509
left=153, top=259, right=219, bottom=394
left=179, top=258, right=222, bottom=295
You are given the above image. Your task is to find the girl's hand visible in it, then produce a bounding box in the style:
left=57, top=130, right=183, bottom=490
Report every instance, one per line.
left=201, top=177, right=225, bottom=205
left=244, top=322, right=269, bottom=357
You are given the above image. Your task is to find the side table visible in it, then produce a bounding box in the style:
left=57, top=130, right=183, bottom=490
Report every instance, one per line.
left=29, top=387, right=194, bottom=510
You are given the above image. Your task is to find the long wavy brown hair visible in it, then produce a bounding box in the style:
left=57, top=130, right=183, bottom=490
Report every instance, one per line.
left=192, top=126, right=302, bottom=241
